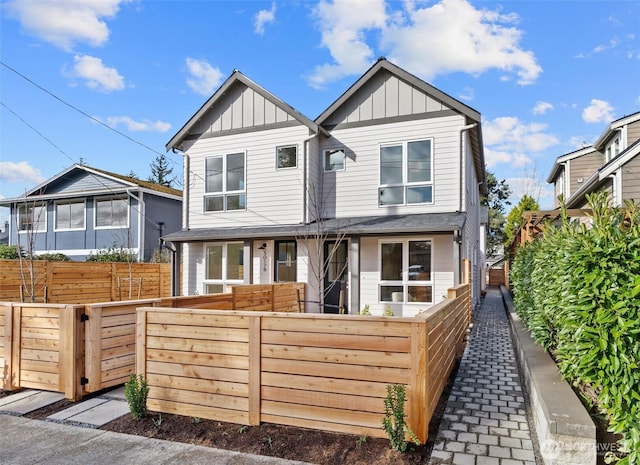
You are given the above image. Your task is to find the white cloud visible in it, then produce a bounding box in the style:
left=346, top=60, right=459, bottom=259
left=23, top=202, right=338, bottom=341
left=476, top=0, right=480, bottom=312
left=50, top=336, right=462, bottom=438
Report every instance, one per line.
left=105, top=116, right=171, bottom=133
left=532, top=101, right=553, bottom=115
left=254, top=2, right=276, bottom=35
left=0, top=161, right=46, bottom=184
left=593, top=38, right=620, bottom=53
left=185, top=57, right=225, bottom=96
left=383, top=0, right=542, bottom=85
left=483, top=116, right=559, bottom=169
left=582, top=99, right=614, bottom=123
left=458, top=87, right=475, bottom=101
left=505, top=175, right=555, bottom=209
left=308, top=0, right=542, bottom=88
left=67, top=54, right=125, bottom=92
left=308, top=0, right=387, bottom=88
left=5, top=0, right=129, bottom=51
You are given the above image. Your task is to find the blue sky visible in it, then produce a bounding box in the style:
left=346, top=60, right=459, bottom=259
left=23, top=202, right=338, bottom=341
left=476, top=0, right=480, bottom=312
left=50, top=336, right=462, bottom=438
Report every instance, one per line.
left=1, top=0, right=639, bottom=228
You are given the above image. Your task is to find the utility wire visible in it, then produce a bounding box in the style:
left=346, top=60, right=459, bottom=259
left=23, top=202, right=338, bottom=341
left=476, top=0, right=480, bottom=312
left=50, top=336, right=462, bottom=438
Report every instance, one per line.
left=1, top=60, right=166, bottom=157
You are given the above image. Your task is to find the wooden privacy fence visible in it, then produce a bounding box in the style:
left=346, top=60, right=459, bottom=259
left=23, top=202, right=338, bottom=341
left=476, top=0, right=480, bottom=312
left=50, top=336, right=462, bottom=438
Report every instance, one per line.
left=0, top=260, right=172, bottom=303
left=1, top=283, right=305, bottom=400
left=135, top=283, right=470, bottom=443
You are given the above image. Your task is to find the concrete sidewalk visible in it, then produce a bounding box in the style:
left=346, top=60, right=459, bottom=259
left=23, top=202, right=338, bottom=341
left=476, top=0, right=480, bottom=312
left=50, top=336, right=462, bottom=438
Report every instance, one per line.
left=0, top=415, right=314, bottom=465
left=428, top=287, right=539, bottom=465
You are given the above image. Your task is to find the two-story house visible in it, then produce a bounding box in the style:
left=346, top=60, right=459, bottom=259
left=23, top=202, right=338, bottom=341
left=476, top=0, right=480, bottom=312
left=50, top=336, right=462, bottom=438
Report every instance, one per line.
left=0, top=164, right=182, bottom=261
left=547, top=111, right=640, bottom=208
left=164, top=58, right=486, bottom=316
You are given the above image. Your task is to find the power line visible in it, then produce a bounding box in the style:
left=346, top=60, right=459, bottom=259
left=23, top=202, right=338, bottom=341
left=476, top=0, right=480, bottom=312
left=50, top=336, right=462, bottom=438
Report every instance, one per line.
left=1, top=60, right=166, bottom=157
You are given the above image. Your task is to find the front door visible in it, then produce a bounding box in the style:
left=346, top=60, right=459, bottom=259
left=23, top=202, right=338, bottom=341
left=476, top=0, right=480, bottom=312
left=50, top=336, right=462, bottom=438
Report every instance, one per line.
left=323, top=241, right=348, bottom=313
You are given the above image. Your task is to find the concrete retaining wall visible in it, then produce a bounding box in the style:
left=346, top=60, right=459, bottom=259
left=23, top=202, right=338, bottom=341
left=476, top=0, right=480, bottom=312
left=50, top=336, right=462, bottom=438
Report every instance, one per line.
left=500, top=286, right=596, bottom=465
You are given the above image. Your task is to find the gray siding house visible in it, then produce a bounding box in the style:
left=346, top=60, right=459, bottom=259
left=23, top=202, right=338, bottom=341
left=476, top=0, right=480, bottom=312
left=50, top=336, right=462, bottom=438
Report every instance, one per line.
left=0, top=164, right=182, bottom=261
left=547, top=111, right=640, bottom=208
left=164, top=59, right=486, bottom=315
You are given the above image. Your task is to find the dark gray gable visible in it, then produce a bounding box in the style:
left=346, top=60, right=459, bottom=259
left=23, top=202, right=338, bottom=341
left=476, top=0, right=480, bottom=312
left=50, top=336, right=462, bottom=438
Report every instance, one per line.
left=316, top=58, right=481, bottom=129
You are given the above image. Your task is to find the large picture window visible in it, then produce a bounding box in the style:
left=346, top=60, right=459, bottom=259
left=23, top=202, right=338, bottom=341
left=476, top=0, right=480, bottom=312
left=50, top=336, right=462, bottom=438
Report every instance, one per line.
left=55, top=200, right=85, bottom=230
left=204, top=242, right=244, bottom=294
left=205, top=153, right=246, bottom=212
left=95, top=197, right=128, bottom=228
left=379, top=139, right=433, bottom=206
left=379, top=239, right=432, bottom=304
left=18, top=202, right=47, bottom=232
left=275, top=241, right=296, bottom=282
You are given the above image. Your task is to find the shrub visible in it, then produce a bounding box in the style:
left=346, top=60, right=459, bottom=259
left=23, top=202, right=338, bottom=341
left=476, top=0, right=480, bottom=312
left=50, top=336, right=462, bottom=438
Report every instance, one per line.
left=35, top=253, right=71, bottom=261
left=124, top=374, right=149, bottom=420
left=382, top=384, right=420, bottom=452
left=0, top=244, right=22, bottom=259
left=86, top=245, right=137, bottom=262
left=511, top=192, right=640, bottom=464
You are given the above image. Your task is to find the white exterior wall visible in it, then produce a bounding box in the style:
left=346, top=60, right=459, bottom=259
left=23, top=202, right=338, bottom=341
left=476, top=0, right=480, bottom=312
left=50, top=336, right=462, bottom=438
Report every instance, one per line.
left=185, top=125, right=312, bottom=228
left=182, top=242, right=203, bottom=296
left=359, top=234, right=455, bottom=317
left=320, top=114, right=465, bottom=218
left=461, top=129, right=482, bottom=306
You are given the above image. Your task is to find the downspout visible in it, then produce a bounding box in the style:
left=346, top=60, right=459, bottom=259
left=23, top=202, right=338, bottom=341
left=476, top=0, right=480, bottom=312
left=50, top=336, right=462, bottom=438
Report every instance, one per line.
left=126, top=189, right=144, bottom=262
left=459, top=123, right=478, bottom=212
left=302, top=132, right=319, bottom=225
left=183, top=153, right=190, bottom=230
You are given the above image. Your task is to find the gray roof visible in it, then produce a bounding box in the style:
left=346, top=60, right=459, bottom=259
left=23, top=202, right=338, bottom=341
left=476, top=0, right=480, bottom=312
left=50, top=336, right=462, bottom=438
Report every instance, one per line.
left=162, top=212, right=466, bottom=243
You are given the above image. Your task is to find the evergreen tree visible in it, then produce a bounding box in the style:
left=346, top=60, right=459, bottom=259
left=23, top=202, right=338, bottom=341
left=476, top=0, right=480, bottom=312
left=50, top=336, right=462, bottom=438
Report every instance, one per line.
left=504, top=194, right=540, bottom=245
left=481, top=170, right=511, bottom=257
left=148, top=154, right=175, bottom=187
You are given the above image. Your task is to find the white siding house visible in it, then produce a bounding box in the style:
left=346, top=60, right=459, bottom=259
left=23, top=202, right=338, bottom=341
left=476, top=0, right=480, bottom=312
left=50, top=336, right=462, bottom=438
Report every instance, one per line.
left=165, top=59, right=486, bottom=314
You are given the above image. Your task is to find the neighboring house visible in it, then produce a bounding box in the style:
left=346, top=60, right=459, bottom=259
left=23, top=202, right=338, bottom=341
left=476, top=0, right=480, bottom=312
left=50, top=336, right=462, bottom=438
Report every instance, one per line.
left=164, top=58, right=486, bottom=316
left=547, top=111, right=640, bottom=208
left=0, top=221, right=9, bottom=245
left=0, top=164, right=182, bottom=261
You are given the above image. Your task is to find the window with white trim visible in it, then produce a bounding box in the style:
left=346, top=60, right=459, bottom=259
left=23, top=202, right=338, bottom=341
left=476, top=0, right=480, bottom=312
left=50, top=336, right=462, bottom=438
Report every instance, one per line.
left=95, top=197, right=128, bottom=228
left=379, top=139, right=433, bottom=206
left=277, top=145, right=297, bottom=169
left=204, top=242, right=244, bottom=294
left=18, top=201, right=47, bottom=232
left=205, top=153, right=246, bottom=212
left=324, top=148, right=345, bottom=171
left=379, top=239, right=433, bottom=303
left=55, top=200, right=85, bottom=231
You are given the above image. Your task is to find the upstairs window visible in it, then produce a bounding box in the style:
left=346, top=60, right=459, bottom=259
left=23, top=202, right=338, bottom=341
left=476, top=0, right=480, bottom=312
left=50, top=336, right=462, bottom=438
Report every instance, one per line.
left=18, top=202, right=47, bottom=232
left=55, top=200, right=85, bottom=231
left=95, top=197, right=128, bottom=228
left=379, top=139, right=433, bottom=206
left=277, top=145, right=297, bottom=169
left=205, top=153, right=246, bottom=212
left=324, top=148, right=346, bottom=172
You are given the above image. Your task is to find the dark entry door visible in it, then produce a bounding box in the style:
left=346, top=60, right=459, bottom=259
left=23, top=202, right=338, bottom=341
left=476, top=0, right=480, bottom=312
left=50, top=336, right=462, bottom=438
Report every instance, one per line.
left=323, top=241, right=348, bottom=314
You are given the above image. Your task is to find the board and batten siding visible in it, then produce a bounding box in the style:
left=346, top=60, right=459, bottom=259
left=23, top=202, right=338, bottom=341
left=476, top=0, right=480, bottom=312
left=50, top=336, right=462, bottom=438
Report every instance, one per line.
left=569, top=151, right=603, bottom=196
left=359, top=235, right=455, bottom=317
left=322, top=69, right=451, bottom=127
left=46, top=171, right=128, bottom=195
left=186, top=125, right=312, bottom=229
left=622, top=155, right=640, bottom=200
left=320, top=114, right=465, bottom=218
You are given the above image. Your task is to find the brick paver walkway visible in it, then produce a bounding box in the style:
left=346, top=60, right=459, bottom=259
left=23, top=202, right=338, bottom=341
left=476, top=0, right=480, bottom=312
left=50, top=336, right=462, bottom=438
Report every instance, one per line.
left=429, top=287, right=538, bottom=465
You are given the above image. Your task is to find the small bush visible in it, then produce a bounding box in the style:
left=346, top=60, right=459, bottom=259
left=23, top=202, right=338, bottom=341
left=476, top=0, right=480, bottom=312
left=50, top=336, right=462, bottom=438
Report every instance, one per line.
left=0, top=244, right=23, bottom=259
left=382, top=384, right=420, bottom=452
left=124, top=374, right=149, bottom=420
left=86, top=245, right=137, bottom=263
left=35, top=253, right=71, bottom=261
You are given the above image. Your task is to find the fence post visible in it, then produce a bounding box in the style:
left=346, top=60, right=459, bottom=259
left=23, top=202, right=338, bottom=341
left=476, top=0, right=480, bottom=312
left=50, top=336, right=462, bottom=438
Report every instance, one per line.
left=409, top=320, right=428, bottom=444
left=59, top=305, right=83, bottom=401
left=2, top=304, right=15, bottom=391
left=135, top=308, right=147, bottom=376
left=248, top=315, right=261, bottom=425
left=84, top=304, right=102, bottom=394
left=10, top=305, right=21, bottom=390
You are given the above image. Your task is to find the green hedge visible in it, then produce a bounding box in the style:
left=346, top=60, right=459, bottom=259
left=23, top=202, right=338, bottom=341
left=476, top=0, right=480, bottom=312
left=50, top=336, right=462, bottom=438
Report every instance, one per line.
left=511, top=192, right=639, bottom=465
